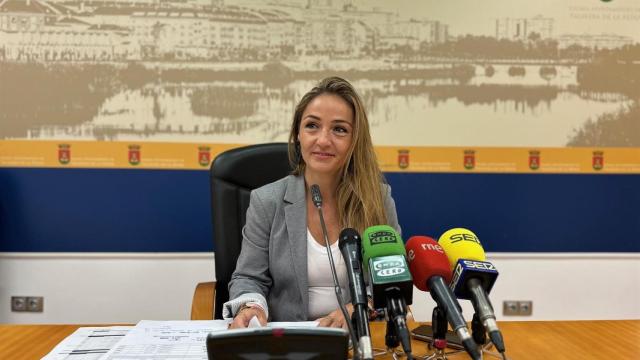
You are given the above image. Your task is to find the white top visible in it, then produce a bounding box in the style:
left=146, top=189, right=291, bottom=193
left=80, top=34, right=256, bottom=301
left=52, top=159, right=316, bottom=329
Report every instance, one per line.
left=306, top=228, right=350, bottom=320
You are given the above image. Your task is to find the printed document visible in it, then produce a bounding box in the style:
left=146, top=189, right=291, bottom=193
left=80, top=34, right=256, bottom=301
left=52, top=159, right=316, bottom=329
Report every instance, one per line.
left=41, top=326, right=132, bottom=360
left=43, top=320, right=320, bottom=359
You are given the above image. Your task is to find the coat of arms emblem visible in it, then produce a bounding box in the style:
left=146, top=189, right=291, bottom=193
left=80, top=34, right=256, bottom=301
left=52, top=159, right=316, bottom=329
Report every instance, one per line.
left=592, top=151, right=604, bottom=171
left=58, top=144, right=70, bottom=165
left=199, top=146, right=211, bottom=167
left=398, top=149, right=409, bottom=169
left=529, top=150, right=540, bottom=170
left=128, top=145, right=141, bottom=166
left=463, top=150, right=475, bottom=170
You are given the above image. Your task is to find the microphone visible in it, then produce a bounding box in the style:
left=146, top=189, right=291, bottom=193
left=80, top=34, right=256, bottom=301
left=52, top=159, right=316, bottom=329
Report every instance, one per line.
left=362, top=225, right=413, bottom=359
left=338, top=228, right=373, bottom=360
left=309, top=185, right=359, bottom=357
left=439, top=228, right=506, bottom=354
left=405, top=236, right=481, bottom=360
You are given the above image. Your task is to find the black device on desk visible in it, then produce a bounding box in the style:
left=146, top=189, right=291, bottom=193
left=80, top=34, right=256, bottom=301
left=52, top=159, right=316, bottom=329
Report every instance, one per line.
left=411, top=325, right=464, bottom=350
left=206, top=327, right=349, bottom=360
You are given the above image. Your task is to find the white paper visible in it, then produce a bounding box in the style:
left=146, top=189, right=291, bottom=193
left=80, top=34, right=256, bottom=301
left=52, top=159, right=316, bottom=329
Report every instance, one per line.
left=45, top=320, right=323, bottom=360
left=267, top=321, right=319, bottom=328
left=247, top=315, right=262, bottom=328
left=41, top=326, right=132, bottom=360
left=99, top=320, right=231, bottom=360
left=246, top=315, right=318, bottom=329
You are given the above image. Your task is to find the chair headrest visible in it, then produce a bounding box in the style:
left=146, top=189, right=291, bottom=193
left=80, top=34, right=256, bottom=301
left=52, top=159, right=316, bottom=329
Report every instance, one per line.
left=211, top=143, right=291, bottom=189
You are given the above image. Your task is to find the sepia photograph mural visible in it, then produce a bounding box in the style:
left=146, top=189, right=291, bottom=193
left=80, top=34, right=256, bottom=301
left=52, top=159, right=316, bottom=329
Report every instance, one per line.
left=0, top=0, right=638, bottom=172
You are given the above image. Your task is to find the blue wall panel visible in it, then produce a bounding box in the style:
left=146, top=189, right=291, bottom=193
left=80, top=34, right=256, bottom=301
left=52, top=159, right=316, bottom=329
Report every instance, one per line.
left=0, top=168, right=212, bottom=252
left=0, top=168, right=638, bottom=252
left=386, top=172, right=640, bottom=253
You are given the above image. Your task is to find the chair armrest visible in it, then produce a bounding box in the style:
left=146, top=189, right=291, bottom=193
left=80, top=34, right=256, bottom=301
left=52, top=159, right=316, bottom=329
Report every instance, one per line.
left=191, top=281, right=215, bottom=320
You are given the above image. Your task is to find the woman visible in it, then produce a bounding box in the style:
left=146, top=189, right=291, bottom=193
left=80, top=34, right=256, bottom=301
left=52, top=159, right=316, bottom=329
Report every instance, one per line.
left=224, top=77, right=401, bottom=328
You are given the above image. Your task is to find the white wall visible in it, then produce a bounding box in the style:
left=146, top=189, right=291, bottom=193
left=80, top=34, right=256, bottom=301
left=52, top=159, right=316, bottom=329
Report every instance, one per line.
left=411, top=253, right=640, bottom=322
left=0, top=253, right=215, bottom=324
left=1, top=252, right=639, bottom=324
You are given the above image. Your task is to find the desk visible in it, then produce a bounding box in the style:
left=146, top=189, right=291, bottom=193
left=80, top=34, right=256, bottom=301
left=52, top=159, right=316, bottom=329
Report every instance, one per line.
left=1, top=320, right=638, bottom=360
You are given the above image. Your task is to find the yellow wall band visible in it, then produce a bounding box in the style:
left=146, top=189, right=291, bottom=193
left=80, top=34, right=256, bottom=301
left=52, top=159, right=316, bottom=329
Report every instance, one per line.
left=1, top=140, right=638, bottom=174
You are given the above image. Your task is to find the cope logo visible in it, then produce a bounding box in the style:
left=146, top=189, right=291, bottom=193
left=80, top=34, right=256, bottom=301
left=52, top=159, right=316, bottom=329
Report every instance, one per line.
left=370, top=231, right=397, bottom=244
left=448, top=233, right=481, bottom=244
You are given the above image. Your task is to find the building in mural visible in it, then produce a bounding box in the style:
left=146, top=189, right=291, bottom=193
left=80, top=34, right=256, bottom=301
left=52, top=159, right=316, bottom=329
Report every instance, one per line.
left=495, top=15, right=554, bottom=41
left=0, top=0, right=638, bottom=157
left=557, top=33, right=634, bottom=49
left=0, top=0, right=136, bottom=61
left=0, top=0, right=458, bottom=62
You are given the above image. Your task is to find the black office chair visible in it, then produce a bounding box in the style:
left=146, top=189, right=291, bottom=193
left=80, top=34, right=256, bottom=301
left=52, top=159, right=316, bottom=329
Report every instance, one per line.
left=191, top=143, right=292, bottom=320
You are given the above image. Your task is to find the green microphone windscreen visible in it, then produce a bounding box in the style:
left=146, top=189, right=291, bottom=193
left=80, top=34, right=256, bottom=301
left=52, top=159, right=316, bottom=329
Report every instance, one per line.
left=362, top=225, right=405, bottom=274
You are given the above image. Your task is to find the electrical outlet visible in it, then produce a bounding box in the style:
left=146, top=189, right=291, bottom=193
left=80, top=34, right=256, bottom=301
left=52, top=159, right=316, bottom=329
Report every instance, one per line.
left=503, top=300, right=519, bottom=316
left=11, top=296, right=27, bottom=312
left=11, top=296, right=44, bottom=312
left=518, top=300, right=533, bottom=316
left=26, top=296, right=44, bottom=312
left=503, top=300, right=533, bottom=316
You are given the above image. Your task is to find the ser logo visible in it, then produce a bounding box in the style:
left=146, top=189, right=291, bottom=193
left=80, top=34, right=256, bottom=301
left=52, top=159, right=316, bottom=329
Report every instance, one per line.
left=449, top=233, right=480, bottom=245
left=463, top=260, right=496, bottom=271
left=450, top=263, right=464, bottom=289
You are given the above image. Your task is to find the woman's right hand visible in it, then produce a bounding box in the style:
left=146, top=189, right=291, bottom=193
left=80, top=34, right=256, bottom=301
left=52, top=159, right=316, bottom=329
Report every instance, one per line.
left=229, top=306, right=267, bottom=329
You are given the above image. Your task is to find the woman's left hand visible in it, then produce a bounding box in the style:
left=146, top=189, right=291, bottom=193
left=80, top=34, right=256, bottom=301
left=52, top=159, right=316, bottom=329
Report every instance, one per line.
left=316, top=304, right=354, bottom=329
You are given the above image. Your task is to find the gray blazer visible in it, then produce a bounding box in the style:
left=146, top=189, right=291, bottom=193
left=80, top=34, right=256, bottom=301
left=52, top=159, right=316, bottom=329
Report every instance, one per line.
left=224, top=174, right=401, bottom=321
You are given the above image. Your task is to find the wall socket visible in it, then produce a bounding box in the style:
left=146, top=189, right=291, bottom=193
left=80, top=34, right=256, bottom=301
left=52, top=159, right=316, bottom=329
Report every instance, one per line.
left=11, top=296, right=44, bottom=312
left=503, top=300, right=533, bottom=316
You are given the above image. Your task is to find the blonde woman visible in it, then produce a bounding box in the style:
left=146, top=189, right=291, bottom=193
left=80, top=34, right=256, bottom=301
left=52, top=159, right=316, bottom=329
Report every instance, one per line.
left=224, top=77, right=401, bottom=328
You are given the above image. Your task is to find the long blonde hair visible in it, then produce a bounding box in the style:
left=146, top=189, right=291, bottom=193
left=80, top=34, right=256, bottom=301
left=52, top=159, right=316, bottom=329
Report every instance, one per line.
left=288, top=77, right=387, bottom=233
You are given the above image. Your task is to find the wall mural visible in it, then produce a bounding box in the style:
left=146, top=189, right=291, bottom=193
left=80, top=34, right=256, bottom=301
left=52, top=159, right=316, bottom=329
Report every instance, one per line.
left=1, top=0, right=638, bottom=173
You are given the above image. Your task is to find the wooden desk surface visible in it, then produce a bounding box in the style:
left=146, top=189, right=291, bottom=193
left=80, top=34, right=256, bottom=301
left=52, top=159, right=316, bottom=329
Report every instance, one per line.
left=1, top=320, right=638, bottom=360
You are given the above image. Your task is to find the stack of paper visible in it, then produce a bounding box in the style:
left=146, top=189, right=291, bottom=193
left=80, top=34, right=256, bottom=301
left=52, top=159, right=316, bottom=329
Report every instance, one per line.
left=43, top=320, right=320, bottom=359
left=42, top=327, right=133, bottom=360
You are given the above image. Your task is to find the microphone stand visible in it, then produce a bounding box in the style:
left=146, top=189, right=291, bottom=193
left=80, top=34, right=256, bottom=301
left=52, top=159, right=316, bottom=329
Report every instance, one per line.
left=384, top=317, right=410, bottom=360
left=471, top=314, right=509, bottom=360
left=385, top=316, right=399, bottom=350
left=385, top=289, right=413, bottom=360
left=471, top=313, right=487, bottom=347
left=421, top=309, right=511, bottom=360
left=311, top=185, right=361, bottom=359
left=424, top=306, right=449, bottom=360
